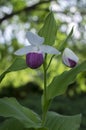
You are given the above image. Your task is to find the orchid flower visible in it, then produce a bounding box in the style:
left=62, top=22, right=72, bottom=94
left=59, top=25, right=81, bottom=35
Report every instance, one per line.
left=62, top=48, right=79, bottom=68
left=14, top=31, right=61, bottom=69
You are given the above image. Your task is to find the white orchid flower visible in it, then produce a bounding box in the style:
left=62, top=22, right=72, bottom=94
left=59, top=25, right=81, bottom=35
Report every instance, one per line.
left=62, top=48, right=79, bottom=68
left=14, top=31, right=61, bottom=69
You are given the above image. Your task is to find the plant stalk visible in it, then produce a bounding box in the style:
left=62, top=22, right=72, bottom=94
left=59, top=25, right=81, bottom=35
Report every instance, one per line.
left=42, top=54, right=47, bottom=126
left=42, top=54, right=54, bottom=126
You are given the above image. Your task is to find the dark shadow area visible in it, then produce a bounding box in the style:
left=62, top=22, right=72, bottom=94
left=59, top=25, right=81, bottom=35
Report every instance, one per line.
left=0, top=82, right=86, bottom=130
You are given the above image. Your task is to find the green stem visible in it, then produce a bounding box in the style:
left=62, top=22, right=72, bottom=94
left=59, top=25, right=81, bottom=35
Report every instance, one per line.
left=42, top=54, right=54, bottom=126
left=44, top=56, right=47, bottom=100
left=46, top=54, right=55, bottom=71
left=42, top=54, right=47, bottom=126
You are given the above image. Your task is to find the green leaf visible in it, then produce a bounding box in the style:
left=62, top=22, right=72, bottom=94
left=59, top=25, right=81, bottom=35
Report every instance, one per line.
left=59, top=27, right=74, bottom=51
left=35, top=128, right=48, bottom=130
left=0, top=97, right=41, bottom=128
left=45, top=111, right=81, bottom=130
left=0, top=118, right=24, bottom=130
left=47, top=61, right=86, bottom=99
left=0, top=58, right=28, bottom=83
left=39, top=12, right=57, bottom=45
left=0, top=119, right=48, bottom=130
left=26, top=127, right=48, bottom=130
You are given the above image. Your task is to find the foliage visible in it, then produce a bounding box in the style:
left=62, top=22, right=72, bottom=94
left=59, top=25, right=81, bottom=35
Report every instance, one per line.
left=47, top=61, right=86, bottom=99
left=39, top=12, right=57, bottom=45
left=0, top=0, right=86, bottom=90
left=45, top=112, right=81, bottom=130
left=0, top=118, right=24, bottom=130
left=0, top=58, right=27, bottom=83
left=0, top=97, right=41, bottom=128
left=0, top=11, right=86, bottom=130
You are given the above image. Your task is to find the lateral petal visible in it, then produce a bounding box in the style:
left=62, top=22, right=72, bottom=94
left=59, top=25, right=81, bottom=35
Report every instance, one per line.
left=14, top=45, right=38, bottom=55
left=39, top=45, right=61, bottom=55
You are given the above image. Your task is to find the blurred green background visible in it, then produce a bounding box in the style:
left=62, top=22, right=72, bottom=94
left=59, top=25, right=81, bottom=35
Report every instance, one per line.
left=0, top=0, right=86, bottom=130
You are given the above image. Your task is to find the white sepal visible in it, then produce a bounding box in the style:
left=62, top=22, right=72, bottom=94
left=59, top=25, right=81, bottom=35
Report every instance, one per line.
left=39, top=45, right=61, bottom=55
left=14, top=45, right=38, bottom=55
left=26, top=31, right=44, bottom=45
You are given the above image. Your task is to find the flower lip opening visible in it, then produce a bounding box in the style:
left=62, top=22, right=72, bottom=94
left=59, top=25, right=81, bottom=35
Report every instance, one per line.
left=68, top=58, right=77, bottom=68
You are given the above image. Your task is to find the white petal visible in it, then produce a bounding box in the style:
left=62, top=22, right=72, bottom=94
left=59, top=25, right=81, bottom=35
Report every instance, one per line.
left=62, top=51, right=70, bottom=66
left=14, top=45, right=38, bottom=55
left=26, top=31, right=44, bottom=45
left=39, top=45, right=61, bottom=55
left=62, top=48, right=79, bottom=67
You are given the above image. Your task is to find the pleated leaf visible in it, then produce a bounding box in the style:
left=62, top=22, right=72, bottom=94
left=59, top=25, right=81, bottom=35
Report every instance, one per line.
left=39, top=12, right=57, bottom=45
left=0, top=97, right=41, bottom=128
left=47, top=61, right=86, bottom=99
left=35, top=128, right=48, bottom=130
left=59, top=27, right=74, bottom=51
left=45, top=112, right=81, bottom=130
left=0, top=58, right=28, bottom=83
left=0, top=118, right=24, bottom=130
left=0, top=119, right=48, bottom=130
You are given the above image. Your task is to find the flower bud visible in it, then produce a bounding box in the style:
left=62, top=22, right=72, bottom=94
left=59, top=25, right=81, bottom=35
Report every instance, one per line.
left=62, top=48, right=79, bottom=68
left=26, top=52, right=43, bottom=69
